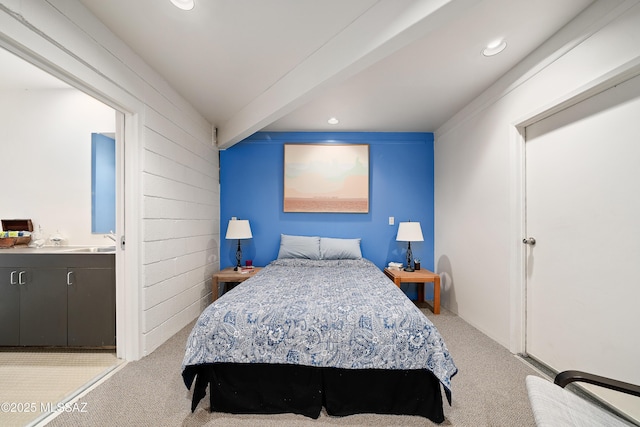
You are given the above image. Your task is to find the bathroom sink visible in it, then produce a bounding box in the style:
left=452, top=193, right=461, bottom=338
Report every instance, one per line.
left=65, top=246, right=116, bottom=253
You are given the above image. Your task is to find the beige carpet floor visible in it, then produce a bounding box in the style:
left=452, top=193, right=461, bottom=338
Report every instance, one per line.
left=0, top=349, right=120, bottom=427
left=47, top=308, right=544, bottom=426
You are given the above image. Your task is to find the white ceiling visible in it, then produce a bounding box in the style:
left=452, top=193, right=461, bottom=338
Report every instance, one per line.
left=3, top=0, right=596, bottom=148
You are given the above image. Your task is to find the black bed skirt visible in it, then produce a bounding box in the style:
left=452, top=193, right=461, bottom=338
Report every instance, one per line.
left=183, top=363, right=445, bottom=423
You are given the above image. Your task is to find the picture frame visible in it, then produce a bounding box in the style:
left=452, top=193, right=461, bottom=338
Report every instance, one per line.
left=283, top=143, right=369, bottom=213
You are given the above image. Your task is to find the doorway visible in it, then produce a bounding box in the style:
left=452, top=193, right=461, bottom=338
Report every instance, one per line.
left=523, top=72, right=640, bottom=421
left=0, top=46, right=128, bottom=422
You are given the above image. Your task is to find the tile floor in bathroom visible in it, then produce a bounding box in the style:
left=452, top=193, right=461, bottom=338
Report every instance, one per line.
left=0, top=348, right=120, bottom=426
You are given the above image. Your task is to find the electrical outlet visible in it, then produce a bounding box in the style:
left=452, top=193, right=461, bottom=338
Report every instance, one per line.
left=389, top=216, right=394, bottom=225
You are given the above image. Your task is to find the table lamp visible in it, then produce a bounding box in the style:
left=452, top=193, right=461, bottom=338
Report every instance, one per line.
left=396, top=221, right=423, bottom=272
left=225, top=218, right=252, bottom=270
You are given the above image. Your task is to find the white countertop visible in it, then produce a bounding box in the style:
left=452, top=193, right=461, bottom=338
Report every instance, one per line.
left=0, top=245, right=116, bottom=254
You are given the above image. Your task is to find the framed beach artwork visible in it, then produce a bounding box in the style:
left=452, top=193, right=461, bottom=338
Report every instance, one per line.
left=283, top=143, right=369, bottom=213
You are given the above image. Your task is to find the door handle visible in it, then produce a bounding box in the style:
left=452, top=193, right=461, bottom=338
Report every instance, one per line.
left=67, top=271, right=74, bottom=286
left=18, top=270, right=26, bottom=285
left=523, top=237, right=536, bottom=245
left=10, top=270, right=18, bottom=285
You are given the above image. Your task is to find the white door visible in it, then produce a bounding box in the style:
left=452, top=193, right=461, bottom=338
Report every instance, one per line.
left=525, top=73, right=640, bottom=421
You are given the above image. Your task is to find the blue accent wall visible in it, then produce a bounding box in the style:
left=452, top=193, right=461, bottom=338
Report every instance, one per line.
left=220, top=132, right=434, bottom=299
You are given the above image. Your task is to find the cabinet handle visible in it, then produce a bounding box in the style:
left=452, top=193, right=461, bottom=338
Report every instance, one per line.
left=67, top=271, right=74, bottom=286
left=18, top=271, right=26, bottom=285
left=10, top=270, right=18, bottom=285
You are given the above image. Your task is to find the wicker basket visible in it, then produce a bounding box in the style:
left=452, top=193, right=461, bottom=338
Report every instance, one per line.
left=0, top=237, right=18, bottom=248
left=17, top=235, right=32, bottom=245
left=1, top=219, right=34, bottom=247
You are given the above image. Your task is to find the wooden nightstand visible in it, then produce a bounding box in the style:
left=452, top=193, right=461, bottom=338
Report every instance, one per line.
left=383, top=268, right=440, bottom=314
left=212, top=267, right=262, bottom=302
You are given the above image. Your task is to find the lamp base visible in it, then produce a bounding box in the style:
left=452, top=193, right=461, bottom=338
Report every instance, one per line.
left=404, top=241, right=414, bottom=272
left=235, top=239, right=242, bottom=271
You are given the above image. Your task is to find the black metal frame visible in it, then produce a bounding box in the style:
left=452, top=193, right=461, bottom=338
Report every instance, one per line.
left=554, top=370, right=640, bottom=397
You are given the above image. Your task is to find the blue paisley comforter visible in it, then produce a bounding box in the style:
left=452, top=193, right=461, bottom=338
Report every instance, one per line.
left=182, top=258, right=457, bottom=396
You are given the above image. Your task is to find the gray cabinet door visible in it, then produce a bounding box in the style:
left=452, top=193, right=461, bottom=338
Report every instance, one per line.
left=20, top=268, right=68, bottom=346
left=0, top=268, right=20, bottom=345
left=67, top=268, right=115, bottom=347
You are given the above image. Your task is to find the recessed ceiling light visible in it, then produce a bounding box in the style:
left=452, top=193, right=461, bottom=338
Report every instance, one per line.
left=482, top=39, right=507, bottom=57
left=170, top=0, right=195, bottom=11
left=328, top=117, right=339, bottom=125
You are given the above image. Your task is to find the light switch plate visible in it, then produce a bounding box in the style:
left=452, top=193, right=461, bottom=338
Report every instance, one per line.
left=389, top=216, right=394, bottom=225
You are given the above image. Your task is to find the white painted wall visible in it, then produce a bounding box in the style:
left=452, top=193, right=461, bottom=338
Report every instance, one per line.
left=0, top=88, right=115, bottom=246
left=434, top=0, right=640, bottom=350
left=0, top=0, right=219, bottom=359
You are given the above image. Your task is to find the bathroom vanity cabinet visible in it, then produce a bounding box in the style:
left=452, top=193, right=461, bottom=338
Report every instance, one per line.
left=67, top=265, right=115, bottom=347
left=0, top=253, right=115, bottom=347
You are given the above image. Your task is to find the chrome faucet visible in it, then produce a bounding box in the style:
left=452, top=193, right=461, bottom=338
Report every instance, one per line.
left=105, top=231, right=117, bottom=242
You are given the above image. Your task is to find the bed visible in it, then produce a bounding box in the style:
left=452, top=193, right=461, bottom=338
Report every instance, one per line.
left=182, top=236, right=457, bottom=423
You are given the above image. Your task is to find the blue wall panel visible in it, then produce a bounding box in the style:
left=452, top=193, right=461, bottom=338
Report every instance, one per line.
left=220, top=132, right=434, bottom=299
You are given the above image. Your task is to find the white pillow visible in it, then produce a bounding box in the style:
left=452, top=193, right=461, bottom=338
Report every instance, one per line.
left=320, top=237, right=362, bottom=260
left=277, top=234, right=321, bottom=260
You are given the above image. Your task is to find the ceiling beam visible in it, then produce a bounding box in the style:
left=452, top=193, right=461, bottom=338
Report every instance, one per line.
left=216, top=0, right=481, bottom=149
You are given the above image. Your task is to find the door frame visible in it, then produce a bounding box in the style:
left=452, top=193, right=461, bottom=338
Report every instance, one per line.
left=0, top=37, right=144, bottom=361
left=508, top=57, right=640, bottom=355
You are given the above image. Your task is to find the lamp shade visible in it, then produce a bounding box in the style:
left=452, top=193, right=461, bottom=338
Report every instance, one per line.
left=225, top=219, right=252, bottom=240
left=396, top=221, right=424, bottom=242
